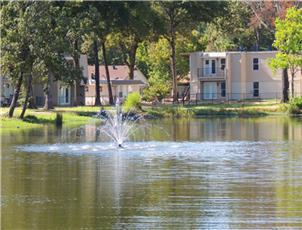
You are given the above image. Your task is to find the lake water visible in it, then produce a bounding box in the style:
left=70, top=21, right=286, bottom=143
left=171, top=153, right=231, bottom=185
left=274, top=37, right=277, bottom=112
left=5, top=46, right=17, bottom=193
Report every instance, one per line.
left=1, top=116, right=302, bottom=229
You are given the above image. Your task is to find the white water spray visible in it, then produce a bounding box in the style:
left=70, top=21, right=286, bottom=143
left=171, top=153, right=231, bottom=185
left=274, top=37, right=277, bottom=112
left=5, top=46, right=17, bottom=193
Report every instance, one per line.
left=98, top=98, right=142, bottom=147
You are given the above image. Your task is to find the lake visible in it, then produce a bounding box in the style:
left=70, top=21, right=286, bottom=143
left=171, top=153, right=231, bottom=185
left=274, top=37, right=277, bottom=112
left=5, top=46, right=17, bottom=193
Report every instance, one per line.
left=1, top=116, right=302, bottom=229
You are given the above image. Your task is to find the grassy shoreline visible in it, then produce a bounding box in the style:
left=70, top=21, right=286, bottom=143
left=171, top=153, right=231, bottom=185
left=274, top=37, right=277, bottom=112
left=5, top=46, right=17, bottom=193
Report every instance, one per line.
left=144, top=101, right=288, bottom=118
left=0, top=107, right=99, bottom=133
left=0, top=101, right=300, bottom=133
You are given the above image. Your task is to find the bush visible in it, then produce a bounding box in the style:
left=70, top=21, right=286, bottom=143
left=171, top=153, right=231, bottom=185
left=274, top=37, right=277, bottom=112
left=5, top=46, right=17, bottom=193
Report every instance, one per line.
left=288, top=97, right=302, bottom=114
left=123, top=92, right=142, bottom=112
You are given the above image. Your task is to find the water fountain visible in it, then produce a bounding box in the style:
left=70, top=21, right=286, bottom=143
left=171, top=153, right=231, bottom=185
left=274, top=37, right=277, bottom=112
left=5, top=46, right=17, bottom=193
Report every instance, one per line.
left=97, top=98, right=142, bottom=148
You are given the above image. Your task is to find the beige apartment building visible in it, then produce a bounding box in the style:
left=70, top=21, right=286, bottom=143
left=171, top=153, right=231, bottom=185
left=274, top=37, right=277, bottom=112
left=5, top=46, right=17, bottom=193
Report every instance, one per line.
left=189, top=51, right=302, bottom=101
left=32, top=54, right=88, bottom=106
left=85, top=65, right=148, bottom=105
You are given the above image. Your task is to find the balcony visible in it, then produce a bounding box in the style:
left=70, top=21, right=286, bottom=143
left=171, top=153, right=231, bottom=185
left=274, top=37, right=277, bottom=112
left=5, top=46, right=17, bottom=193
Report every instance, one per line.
left=197, top=67, right=225, bottom=80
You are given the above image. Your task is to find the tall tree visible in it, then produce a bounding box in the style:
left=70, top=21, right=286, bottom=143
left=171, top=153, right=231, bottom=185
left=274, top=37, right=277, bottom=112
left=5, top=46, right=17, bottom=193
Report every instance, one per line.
left=82, top=4, right=102, bottom=105
left=83, top=2, right=126, bottom=105
left=110, top=2, right=162, bottom=81
left=244, top=0, right=301, bottom=50
left=197, top=1, right=255, bottom=51
left=29, top=2, right=81, bottom=110
left=153, top=1, right=226, bottom=102
left=62, top=2, right=87, bottom=106
left=270, top=7, right=302, bottom=100
left=95, top=2, right=124, bottom=105
left=1, top=2, right=34, bottom=117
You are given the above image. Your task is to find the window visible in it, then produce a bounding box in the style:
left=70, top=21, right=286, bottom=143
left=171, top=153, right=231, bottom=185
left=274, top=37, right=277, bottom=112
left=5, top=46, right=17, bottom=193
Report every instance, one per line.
left=65, top=88, right=69, bottom=103
left=221, top=58, right=226, bottom=70
left=221, top=82, right=226, bottom=97
left=211, top=60, right=216, bottom=74
left=253, top=82, right=259, bottom=97
left=119, top=91, right=123, bottom=97
left=100, top=86, right=102, bottom=92
left=204, top=60, right=210, bottom=75
left=91, top=73, right=95, bottom=80
left=253, top=58, right=259, bottom=70
left=85, top=86, right=89, bottom=92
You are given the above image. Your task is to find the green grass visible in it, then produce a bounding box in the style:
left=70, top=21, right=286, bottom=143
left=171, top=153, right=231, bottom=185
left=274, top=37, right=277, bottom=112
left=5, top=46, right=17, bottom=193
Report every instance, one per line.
left=144, top=100, right=286, bottom=118
left=0, top=107, right=100, bottom=133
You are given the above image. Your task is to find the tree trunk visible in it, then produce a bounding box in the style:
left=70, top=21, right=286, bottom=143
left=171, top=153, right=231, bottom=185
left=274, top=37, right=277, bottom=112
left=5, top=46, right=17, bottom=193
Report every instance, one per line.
left=101, top=40, right=114, bottom=105
left=254, top=28, right=260, bottom=51
left=282, top=68, right=289, bottom=103
left=128, top=42, right=138, bottom=80
left=8, top=72, right=23, bottom=118
left=291, top=70, right=295, bottom=98
left=43, top=70, right=54, bottom=110
left=28, top=81, right=37, bottom=109
left=73, top=40, right=81, bottom=106
left=170, top=27, right=178, bottom=103
left=20, top=72, right=33, bottom=119
left=93, top=39, right=101, bottom=106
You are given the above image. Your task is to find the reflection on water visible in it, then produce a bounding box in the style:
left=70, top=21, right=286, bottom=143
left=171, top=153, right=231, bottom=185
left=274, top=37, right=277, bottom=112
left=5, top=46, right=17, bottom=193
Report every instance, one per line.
left=1, top=116, right=302, bottom=229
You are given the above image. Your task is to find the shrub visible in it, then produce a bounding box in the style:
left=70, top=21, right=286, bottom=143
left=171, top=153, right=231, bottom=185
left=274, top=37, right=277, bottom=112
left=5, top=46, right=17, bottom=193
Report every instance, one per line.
left=288, top=97, right=302, bottom=114
left=123, top=92, right=142, bottom=112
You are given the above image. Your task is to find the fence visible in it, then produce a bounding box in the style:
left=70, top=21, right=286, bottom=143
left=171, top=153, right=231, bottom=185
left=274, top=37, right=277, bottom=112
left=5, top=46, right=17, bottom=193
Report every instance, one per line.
left=158, top=92, right=302, bottom=106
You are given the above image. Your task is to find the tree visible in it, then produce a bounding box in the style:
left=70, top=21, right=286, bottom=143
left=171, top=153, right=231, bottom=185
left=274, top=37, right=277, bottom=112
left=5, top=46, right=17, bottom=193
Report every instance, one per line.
left=29, top=2, right=81, bottom=110
left=82, top=2, right=124, bottom=105
left=1, top=2, right=34, bottom=117
left=143, top=70, right=171, bottom=102
left=137, top=38, right=171, bottom=101
left=137, top=35, right=193, bottom=102
left=83, top=4, right=103, bottom=106
left=97, top=2, right=125, bottom=105
left=244, top=0, right=301, bottom=50
left=153, top=1, right=226, bottom=102
left=270, top=7, right=302, bottom=101
left=201, top=1, right=255, bottom=51
left=62, top=2, right=88, bottom=106
left=110, top=2, right=161, bottom=81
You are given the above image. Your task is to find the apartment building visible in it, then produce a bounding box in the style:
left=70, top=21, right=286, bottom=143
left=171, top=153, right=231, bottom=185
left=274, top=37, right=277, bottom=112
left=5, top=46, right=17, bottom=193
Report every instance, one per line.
left=32, top=54, right=88, bottom=106
left=189, top=51, right=302, bottom=101
left=85, top=65, right=148, bottom=105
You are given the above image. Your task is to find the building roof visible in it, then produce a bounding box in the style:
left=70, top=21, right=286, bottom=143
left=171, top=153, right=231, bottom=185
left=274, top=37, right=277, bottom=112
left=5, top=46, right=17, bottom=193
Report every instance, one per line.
left=189, top=51, right=278, bottom=55
left=99, top=80, right=145, bottom=85
left=88, top=65, right=137, bottom=81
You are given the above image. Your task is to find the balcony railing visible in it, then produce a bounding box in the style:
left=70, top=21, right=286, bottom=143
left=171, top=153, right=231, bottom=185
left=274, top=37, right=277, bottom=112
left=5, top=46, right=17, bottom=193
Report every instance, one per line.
left=198, top=67, right=225, bottom=78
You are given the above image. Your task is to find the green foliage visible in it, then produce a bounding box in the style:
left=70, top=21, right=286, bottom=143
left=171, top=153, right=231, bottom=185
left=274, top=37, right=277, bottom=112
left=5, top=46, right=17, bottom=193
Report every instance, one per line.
left=107, top=2, right=161, bottom=79
left=274, top=7, right=302, bottom=53
left=288, top=97, right=302, bottom=114
left=123, top=92, right=142, bottom=112
left=137, top=36, right=190, bottom=101
left=190, top=2, right=256, bottom=52
left=270, top=7, right=302, bottom=70
left=1, top=2, right=33, bottom=79
left=143, top=71, right=171, bottom=102
left=137, top=38, right=171, bottom=101
left=1, top=2, right=82, bottom=84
